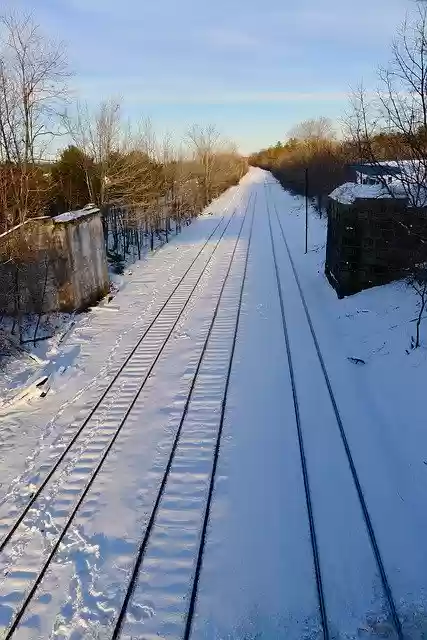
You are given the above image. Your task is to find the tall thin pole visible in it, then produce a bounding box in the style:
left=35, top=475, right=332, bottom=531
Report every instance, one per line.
left=305, top=167, right=309, bottom=254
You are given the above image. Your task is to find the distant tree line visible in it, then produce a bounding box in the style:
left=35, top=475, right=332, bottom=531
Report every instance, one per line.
left=249, top=118, right=419, bottom=215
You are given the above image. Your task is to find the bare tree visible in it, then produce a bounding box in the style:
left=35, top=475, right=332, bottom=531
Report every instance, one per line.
left=65, top=98, right=122, bottom=207
left=187, top=124, right=222, bottom=208
left=288, top=117, right=336, bottom=146
left=66, top=102, right=163, bottom=208
left=348, top=7, right=427, bottom=207
left=186, top=125, right=246, bottom=209
left=67, top=102, right=173, bottom=260
left=0, top=10, right=69, bottom=225
left=0, top=10, right=69, bottom=340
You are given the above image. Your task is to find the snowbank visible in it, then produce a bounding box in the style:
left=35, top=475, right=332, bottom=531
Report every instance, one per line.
left=329, top=181, right=405, bottom=204
left=53, top=207, right=100, bottom=223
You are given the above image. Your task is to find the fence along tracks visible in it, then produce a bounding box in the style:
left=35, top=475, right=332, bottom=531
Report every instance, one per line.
left=0, top=194, right=250, bottom=638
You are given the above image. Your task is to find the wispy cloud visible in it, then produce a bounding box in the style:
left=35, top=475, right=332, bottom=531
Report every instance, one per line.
left=72, top=79, right=351, bottom=105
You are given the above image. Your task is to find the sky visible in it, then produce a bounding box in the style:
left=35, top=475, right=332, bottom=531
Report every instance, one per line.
left=8, top=0, right=421, bottom=153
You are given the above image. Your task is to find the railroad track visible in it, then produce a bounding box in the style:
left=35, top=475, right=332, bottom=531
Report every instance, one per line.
left=264, top=180, right=403, bottom=640
left=113, top=190, right=256, bottom=639
left=0, top=192, right=252, bottom=638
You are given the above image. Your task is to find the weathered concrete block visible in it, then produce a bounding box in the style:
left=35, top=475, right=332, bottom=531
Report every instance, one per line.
left=0, top=208, right=109, bottom=314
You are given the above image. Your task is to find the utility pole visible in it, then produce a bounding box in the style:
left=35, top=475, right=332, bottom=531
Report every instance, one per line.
left=305, top=167, right=309, bottom=254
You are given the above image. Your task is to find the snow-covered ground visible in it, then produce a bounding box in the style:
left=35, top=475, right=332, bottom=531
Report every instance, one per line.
left=0, top=213, right=182, bottom=404
left=0, top=167, right=426, bottom=639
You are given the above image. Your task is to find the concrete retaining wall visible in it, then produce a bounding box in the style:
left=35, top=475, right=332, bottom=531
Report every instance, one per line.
left=325, top=198, right=427, bottom=297
left=0, top=209, right=109, bottom=314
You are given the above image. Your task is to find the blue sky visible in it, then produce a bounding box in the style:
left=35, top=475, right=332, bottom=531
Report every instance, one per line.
left=10, top=0, right=418, bottom=153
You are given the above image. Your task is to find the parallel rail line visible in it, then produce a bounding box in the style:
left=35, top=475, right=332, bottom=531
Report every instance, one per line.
left=112, top=191, right=256, bottom=639
left=181, top=192, right=256, bottom=640
left=264, top=182, right=329, bottom=639
left=265, top=180, right=403, bottom=640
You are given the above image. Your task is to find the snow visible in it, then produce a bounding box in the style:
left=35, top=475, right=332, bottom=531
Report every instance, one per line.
left=329, top=181, right=406, bottom=204
left=0, top=313, right=75, bottom=405
left=0, top=220, right=183, bottom=405
left=333, top=160, right=427, bottom=206
left=53, top=207, right=100, bottom=224
left=0, top=168, right=427, bottom=638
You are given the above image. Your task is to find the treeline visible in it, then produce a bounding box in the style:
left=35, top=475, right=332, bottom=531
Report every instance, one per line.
left=0, top=13, right=247, bottom=236
left=249, top=118, right=414, bottom=214
left=48, top=116, right=247, bottom=229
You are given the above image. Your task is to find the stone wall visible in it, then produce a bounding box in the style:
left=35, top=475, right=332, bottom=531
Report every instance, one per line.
left=0, top=209, right=109, bottom=314
left=325, top=198, right=427, bottom=297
